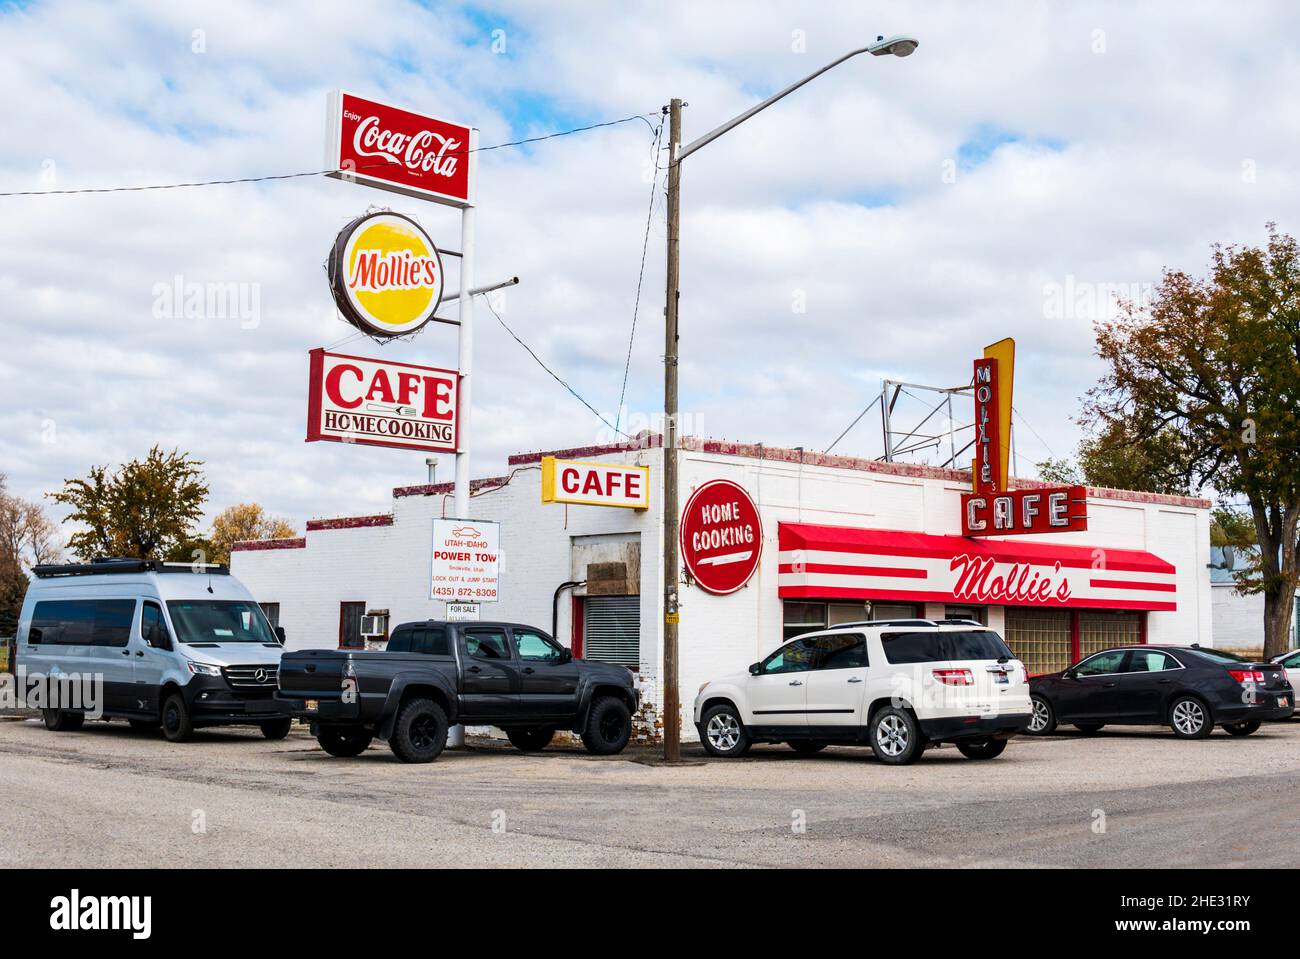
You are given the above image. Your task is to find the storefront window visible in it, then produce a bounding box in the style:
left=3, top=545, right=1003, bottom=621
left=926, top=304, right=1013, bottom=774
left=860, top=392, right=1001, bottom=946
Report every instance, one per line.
left=944, top=605, right=986, bottom=625
left=1005, top=607, right=1072, bottom=676
left=1078, top=611, right=1141, bottom=658
left=781, top=600, right=876, bottom=640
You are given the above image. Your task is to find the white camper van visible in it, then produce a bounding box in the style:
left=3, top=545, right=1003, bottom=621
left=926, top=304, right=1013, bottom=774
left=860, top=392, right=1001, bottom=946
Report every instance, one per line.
left=18, top=559, right=293, bottom=742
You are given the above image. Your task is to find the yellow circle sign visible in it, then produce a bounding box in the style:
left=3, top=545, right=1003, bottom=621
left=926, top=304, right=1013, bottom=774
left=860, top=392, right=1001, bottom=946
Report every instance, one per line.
left=328, top=211, right=444, bottom=337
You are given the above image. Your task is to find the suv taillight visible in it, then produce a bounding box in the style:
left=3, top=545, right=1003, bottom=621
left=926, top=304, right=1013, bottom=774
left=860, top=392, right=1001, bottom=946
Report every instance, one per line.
left=1229, top=669, right=1265, bottom=685
left=933, top=668, right=973, bottom=686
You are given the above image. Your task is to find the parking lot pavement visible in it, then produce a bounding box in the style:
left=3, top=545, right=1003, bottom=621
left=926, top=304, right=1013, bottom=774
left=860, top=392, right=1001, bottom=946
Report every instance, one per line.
left=3, top=715, right=1300, bottom=868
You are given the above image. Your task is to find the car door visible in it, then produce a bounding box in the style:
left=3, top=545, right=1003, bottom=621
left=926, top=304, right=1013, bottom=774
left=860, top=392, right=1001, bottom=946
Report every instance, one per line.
left=457, top=626, right=521, bottom=721
left=82, top=598, right=138, bottom=714
left=1054, top=650, right=1129, bottom=722
left=1113, top=649, right=1180, bottom=722
left=744, top=637, right=815, bottom=730
left=132, top=600, right=173, bottom=716
left=512, top=627, right=580, bottom=720
left=1278, top=651, right=1300, bottom=693
left=802, top=633, right=868, bottom=728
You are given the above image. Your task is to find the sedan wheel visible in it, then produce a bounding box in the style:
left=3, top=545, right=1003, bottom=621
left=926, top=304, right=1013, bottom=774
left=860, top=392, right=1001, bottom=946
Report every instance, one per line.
left=1025, top=695, right=1056, bottom=735
left=1169, top=696, right=1212, bottom=739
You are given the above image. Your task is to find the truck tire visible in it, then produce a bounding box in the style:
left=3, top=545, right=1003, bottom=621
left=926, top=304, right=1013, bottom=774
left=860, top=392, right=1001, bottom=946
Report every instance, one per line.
left=42, top=709, right=84, bottom=732
left=956, top=737, right=1008, bottom=760
left=506, top=727, right=555, bottom=751
left=260, top=718, right=293, bottom=741
left=389, top=698, right=448, bottom=764
left=161, top=693, right=194, bottom=743
left=581, top=695, right=632, bottom=755
left=317, top=726, right=373, bottom=757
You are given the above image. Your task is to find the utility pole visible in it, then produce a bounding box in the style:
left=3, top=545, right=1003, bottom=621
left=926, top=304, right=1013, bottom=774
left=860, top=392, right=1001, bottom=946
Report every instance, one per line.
left=662, top=98, right=683, bottom=763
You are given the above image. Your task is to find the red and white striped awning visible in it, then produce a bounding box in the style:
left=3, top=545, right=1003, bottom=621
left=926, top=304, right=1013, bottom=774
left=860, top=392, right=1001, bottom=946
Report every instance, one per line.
left=778, top=523, right=1177, bottom=612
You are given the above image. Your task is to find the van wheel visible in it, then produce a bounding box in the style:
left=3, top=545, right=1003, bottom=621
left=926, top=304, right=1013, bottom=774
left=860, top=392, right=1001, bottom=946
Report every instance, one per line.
left=788, top=740, right=827, bottom=754
left=956, top=737, right=1008, bottom=760
left=42, top=709, right=84, bottom=732
left=317, top=726, right=373, bottom=757
left=1026, top=695, right=1056, bottom=735
left=161, top=693, right=194, bottom=743
left=506, top=727, right=555, bottom=751
left=1169, top=695, right=1212, bottom=739
left=1223, top=720, right=1261, bottom=737
left=869, top=706, right=926, bottom=765
left=701, top=704, right=750, bottom=758
left=389, top=698, right=448, bottom=763
left=128, top=719, right=160, bottom=733
left=582, top=696, right=632, bottom=755
left=260, top=718, right=293, bottom=741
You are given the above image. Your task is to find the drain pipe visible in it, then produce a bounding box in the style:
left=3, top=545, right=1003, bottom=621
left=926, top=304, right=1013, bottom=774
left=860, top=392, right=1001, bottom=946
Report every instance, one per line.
left=553, top=580, right=586, bottom=646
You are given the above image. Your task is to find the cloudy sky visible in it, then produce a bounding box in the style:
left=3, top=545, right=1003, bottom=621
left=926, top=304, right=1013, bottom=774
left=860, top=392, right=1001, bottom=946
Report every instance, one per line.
left=2, top=0, right=1298, bottom=537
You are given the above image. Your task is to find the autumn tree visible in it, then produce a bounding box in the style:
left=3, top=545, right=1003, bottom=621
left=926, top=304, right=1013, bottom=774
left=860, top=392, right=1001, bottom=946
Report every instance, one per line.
left=0, top=474, right=62, bottom=633
left=1083, top=226, right=1300, bottom=658
left=49, top=447, right=209, bottom=561
left=208, top=503, right=297, bottom=566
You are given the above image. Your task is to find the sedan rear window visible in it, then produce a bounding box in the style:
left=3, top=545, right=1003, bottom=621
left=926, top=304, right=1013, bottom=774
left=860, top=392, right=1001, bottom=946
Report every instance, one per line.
left=881, top=630, right=1013, bottom=664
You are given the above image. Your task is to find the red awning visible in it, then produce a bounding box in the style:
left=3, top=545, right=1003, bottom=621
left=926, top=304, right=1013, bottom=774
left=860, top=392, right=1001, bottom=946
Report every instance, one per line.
left=777, top=523, right=1178, bottom=612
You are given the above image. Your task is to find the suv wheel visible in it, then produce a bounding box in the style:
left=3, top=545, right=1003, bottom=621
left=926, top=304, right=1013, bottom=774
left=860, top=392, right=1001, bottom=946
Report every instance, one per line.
left=1169, top=695, right=1212, bottom=739
left=317, top=726, right=373, bottom=757
left=506, top=726, right=555, bottom=751
left=787, top=740, right=827, bottom=755
left=42, top=709, right=84, bottom=732
left=260, top=718, right=293, bottom=741
left=956, top=737, right=1008, bottom=760
left=1223, top=720, right=1261, bottom=737
left=869, top=706, right=925, bottom=765
left=389, top=698, right=448, bottom=763
left=581, top=696, right=632, bottom=755
left=161, top=693, right=194, bottom=743
left=701, top=704, right=750, bottom=758
left=1026, top=695, right=1056, bottom=735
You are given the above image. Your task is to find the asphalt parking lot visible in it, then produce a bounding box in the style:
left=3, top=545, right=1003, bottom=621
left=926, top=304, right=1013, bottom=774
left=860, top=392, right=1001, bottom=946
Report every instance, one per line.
left=3, top=715, right=1300, bottom=868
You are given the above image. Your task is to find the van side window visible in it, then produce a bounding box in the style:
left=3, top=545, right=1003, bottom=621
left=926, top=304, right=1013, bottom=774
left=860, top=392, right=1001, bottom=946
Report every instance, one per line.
left=30, top=600, right=94, bottom=645
left=141, top=602, right=170, bottom=647
left=92, top=600, right=136, bottom=648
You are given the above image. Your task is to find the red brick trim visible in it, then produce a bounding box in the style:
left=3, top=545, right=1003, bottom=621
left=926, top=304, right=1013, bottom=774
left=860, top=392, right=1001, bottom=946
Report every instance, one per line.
left=393, top=475, right=512, bottom=498
left=305, top=514, right=394, bottom=531
left=508, top=435, right=662, bottom=466
left=231, top=537, right=306, bottom=552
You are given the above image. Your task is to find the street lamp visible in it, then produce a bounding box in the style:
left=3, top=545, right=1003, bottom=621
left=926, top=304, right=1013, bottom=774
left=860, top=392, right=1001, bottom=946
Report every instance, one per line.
left=660, top=34, right=919, bottom=762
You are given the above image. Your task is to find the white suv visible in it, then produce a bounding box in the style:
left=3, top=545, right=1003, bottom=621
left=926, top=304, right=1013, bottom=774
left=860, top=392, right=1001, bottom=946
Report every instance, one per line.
left=692, top=620, right=1033, bottom=764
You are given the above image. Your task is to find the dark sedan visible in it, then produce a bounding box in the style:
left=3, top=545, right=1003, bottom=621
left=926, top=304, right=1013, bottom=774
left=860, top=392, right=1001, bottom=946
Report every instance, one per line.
left=1026, top=645, right=1293, bottom=739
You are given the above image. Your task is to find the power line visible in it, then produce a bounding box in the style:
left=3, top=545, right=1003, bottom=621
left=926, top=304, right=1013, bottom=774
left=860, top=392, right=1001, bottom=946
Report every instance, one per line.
left=0, top=112, right=659, bottom=198
left=478, top=292, right=625, bottom=438
left=615, top=115, right=665, bottom=432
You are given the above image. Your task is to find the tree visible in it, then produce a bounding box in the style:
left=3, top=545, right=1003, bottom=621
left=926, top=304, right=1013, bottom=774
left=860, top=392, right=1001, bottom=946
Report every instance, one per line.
left=1083, top=225, right=1300, bottom=658
left=49, top=447, right=209, bottom=561
left=0, top=474, right=62, bottom=633
left=208, top=503, right=297, bottom=566
left=1075, top=421, right=1191, bottom=495
left=1035, top=457, right=1082, bottom=485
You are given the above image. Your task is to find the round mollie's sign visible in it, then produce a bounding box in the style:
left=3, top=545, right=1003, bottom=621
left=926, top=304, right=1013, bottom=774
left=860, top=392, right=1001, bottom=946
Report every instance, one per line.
left=680, top=479, right=763, bottom=595
left=327, top=210, right=445, bottom=338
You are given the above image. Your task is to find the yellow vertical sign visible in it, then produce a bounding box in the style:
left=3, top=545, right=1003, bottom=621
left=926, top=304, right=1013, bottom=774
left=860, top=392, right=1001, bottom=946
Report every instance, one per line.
left=970, top=338, right=1015, bottom=493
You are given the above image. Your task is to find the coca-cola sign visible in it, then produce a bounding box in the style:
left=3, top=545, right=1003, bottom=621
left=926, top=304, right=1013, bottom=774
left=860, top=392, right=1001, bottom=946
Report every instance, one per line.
left=326, top=90, right=474, bottom=207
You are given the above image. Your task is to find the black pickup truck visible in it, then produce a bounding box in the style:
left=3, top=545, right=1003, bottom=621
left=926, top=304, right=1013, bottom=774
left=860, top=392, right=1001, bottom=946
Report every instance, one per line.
left=276, top=620, right=639, bottom=763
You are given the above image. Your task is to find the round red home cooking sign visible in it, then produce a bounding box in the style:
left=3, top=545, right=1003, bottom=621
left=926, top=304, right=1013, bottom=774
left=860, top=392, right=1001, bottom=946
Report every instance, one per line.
left=680, top=479, right=763, bottom=595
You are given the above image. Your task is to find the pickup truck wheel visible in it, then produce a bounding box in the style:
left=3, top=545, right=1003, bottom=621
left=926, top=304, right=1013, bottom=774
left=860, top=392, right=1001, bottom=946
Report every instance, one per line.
left=161, top=693, right=194, bottom=743
left=869, top=706, right=926, bottom=765
left=700, top=704, right=750, bottom=758
left=506, top=727, right=555, bottom=751
left=581, top=696, right=632, bottom=755
left=389, top=698, right=448, bottom=763
left=317, top=726, right=372, bottom=757
left=42, top=709, right=84, bottom=732
left=260, top=718, right=293, bottom=741
left=955, top=737, right=1008, bottom=760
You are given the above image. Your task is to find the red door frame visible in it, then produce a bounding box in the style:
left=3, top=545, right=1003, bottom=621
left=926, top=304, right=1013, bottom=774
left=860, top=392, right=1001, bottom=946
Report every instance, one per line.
left=571, top=595, right=584, bottom=658
left=338, top=601, right=366, bottom=650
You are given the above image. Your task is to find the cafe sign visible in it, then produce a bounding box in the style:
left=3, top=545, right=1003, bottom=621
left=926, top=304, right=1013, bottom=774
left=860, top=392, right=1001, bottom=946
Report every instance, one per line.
left=540, top=457, right=650, bottom=510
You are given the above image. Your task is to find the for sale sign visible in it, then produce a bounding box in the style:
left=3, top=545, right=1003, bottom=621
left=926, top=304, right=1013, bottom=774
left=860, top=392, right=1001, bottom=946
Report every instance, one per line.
left=680, top=479, right=763, bottom=595
left=540, top=457, right=650, bottom=510
left=326, top=90, right=474, bottom=207
left=306, top=348, right=459, bottom=454
left=431, top=519, right=499, bottom=603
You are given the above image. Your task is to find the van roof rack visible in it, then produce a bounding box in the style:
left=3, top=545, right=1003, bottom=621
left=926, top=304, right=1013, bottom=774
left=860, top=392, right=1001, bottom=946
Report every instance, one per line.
left=32, top=558, right=231, bottom=578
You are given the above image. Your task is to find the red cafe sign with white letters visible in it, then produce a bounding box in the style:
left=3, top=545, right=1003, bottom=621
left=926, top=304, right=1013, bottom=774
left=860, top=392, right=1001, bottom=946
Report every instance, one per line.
left=306, top=348, right=459, bottom=454
left=960, top=485, right=1088, bottom=537
left=326, top=90, right=473, bottom=207
left=680, top=479, right=763, bottom=595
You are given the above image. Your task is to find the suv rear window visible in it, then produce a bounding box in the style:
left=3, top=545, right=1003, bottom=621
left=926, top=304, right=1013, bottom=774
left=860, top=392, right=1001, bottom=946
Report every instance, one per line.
left=881, top=630, right=1013, bottom=664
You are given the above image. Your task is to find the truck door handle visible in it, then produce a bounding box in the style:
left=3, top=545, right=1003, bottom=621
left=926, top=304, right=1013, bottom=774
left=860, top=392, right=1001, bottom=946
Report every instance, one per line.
left=847, top=676, right=863, bottom=683
left=1158, top=679, right=1172, bottom=684
left=120, top=650, right=131, bottom=656
left=135, top=651, right=144, bottom=657
left=468, top=665, right=481, bottom=673
left=1103, top=682, right=1117, bottom=688
left=521, top=667, right=535, bottom=674
left=788, top=680, right=803, bottom=686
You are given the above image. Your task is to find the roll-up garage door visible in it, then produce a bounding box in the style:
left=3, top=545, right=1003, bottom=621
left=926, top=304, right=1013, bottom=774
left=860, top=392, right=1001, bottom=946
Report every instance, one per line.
left=583, top=596, right=640, bottom=668
left=1078, top=611, right=1141, bottom=658
left=1004, top=607, right=1072, bottom=676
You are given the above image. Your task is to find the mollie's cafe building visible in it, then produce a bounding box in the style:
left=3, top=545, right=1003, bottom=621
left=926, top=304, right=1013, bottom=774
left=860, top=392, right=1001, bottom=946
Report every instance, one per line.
left=232, top=436, right=1212, bottom=741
